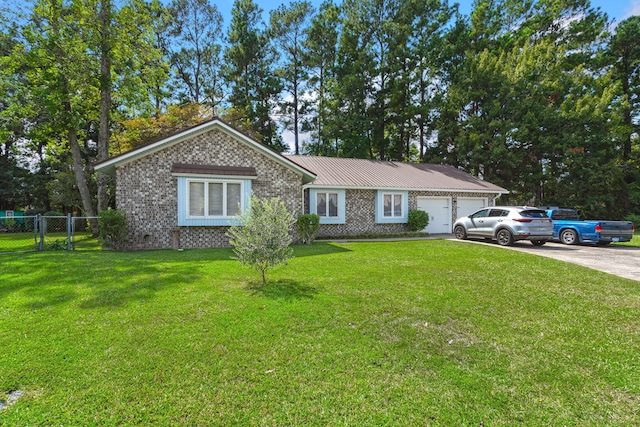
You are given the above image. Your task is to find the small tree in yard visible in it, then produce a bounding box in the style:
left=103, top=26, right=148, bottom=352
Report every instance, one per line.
left=226, top=196, right=295, bottom=285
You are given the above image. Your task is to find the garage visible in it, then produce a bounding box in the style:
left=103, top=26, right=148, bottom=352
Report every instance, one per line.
left=456, top=197, right=487, bottom=219
left=417, top=197, right=452, bottom=234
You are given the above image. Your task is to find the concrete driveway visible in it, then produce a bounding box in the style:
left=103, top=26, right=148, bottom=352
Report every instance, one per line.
left=487, top=241, right=640, bottom=282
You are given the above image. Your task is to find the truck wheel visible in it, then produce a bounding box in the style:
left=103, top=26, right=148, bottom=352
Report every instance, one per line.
left=496, top=229, right=514, bottom=246
left=454, top=225, right=467, bottom=240
left=560, top=229, right=578, bottom=245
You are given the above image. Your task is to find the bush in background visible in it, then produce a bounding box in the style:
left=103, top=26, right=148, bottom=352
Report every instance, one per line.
left=98, top=209, right=128, bottom=250
left=624, top=213, right=640, bottom=230
left=407, top=210, right=430, bottom=232
left=297, top=213, right=321, bottom=244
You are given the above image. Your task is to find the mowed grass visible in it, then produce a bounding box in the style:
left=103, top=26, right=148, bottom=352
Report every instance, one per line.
left=1, top=240, right=639, bottom=426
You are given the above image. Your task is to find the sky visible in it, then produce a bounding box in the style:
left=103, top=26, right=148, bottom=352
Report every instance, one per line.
left=227, top=0, right=640, bottom=27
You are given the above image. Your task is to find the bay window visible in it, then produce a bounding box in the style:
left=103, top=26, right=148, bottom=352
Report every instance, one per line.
left=188, top=180, right=243, bottom=218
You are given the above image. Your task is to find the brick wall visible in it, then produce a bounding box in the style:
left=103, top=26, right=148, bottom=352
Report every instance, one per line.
left=310, top=189, right=499, bottom=237
left=115, top=128, right=303, bottom=249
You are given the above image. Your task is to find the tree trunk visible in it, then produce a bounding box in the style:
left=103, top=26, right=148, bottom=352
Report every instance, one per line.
left=68, top=126, right=99, bottom=235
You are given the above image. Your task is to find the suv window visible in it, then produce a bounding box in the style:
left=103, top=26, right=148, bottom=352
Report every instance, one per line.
left=471, top=209, right=489, bottom=218
left=488, top=209, right=508, bottom=217
left=520, top=209, right=548, bottom=218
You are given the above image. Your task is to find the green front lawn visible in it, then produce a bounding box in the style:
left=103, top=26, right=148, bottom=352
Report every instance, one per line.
left=1, top=241, right=639, bottom=425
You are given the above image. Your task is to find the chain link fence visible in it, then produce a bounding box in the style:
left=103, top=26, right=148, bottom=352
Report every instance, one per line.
left=0, top=215, right=101, bottom=254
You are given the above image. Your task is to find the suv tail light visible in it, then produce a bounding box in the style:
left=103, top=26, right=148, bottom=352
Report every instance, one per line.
left=595, top=224, right=602, bottom=233
left=514, top=218, right=532, bottom=223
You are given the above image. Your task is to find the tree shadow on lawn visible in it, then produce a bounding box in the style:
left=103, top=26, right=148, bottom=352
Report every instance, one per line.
left=245, top=279, right=319, bottom=301
left=291, top=242, right=352, bottom=258
left=3, top=252, right=201, bottom=310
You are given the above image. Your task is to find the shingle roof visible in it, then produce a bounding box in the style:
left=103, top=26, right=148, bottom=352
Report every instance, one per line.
left=285, top=156, right=508, bottom=193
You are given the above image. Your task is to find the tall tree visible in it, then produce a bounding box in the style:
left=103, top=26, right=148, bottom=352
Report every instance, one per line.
left=431, top=0, right=614, bottom=215
left=22, top=0, right=99, bottom=230
left=269, top=1, right=314, bottom=155
left=224, top=0, right=283, bottom=150
left=608, top=16, right=640, bottom=213
left=609, top=16, right=640, bottom=161
left=302, top=0, right=341, bottom=156
left=167, top=0, right=224, bottom=110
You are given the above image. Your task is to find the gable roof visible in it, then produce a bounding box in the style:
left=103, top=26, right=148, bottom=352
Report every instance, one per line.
left=285, top=155, right=508, bottom=194
left=94, top=119, right=316, bottom=183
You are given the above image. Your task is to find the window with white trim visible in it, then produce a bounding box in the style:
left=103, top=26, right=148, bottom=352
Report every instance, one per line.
left=309, top=188, right=345, bottom=224
left=375, top=190, right=408, bottom=224
left=383, top=193, right=404, bottom=218
left=187, top=179, right=244, bottom=218
left=316, top=191, right=339, bottom=218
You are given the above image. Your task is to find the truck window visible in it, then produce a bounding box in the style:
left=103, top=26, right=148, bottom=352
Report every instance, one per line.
left=552, top=210, right=579, bottom=220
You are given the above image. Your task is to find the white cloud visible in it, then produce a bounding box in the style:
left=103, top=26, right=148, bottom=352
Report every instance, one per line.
left=623, top=0, right=640, bottom=19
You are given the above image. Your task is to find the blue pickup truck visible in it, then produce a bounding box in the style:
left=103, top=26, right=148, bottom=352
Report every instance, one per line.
left=544, top=208, right=635, bottom=245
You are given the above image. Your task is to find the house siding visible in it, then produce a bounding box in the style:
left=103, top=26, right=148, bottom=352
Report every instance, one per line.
left=115, top=128, right=303, bottom=249
left=307, top=189, right=499, bottom=237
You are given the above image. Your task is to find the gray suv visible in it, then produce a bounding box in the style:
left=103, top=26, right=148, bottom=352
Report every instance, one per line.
left=453, top=206, right=553, bottom=246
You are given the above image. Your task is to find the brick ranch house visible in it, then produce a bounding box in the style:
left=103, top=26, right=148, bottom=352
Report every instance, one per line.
left=94, top=118, right=508, bottom=249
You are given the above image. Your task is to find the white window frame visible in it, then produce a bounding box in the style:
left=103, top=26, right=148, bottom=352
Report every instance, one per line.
left=382, top=192, right=404, bottom=218
left=186, top=178, right=245, bottom=219
left=309, top=188, right=346, bottom=225
left=316, top=191, right=340, bottom=218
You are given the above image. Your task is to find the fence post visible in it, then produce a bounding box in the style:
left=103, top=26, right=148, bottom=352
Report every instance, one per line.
left=38, top=214, right=44, bottom=251
left=33, top=214, right=39, bottom=251
left=67, top=213, right=72, bottom=251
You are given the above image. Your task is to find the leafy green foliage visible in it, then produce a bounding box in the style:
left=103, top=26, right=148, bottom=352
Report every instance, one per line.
left=624, top=213, right=640, bottom=230
left=227, top=196, right=294, bottom=284
left=45, top=238, right=68, bottom=251
left=224, top=0, right=284, bottom=151
left=296, top=213, right=320, bottom=244
left=407, top=210, right=429, bottom=232
left=98, top=209, right=128, bottom=250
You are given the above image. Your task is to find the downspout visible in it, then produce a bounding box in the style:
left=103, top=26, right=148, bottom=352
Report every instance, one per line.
left=301, top=185, right=309, bottom=215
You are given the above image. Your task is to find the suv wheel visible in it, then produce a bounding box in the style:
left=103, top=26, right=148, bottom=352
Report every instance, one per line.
left=454, top=225, right=467, bottom=240
left=496, top=229, right=514, bottom=246
left=560, top=229, right=578, bottom=245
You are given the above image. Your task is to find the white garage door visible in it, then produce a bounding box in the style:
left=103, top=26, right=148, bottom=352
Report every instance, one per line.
left=417, top=197, right=451, bottom=234
left=457, top=197, right=487, bottom=219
